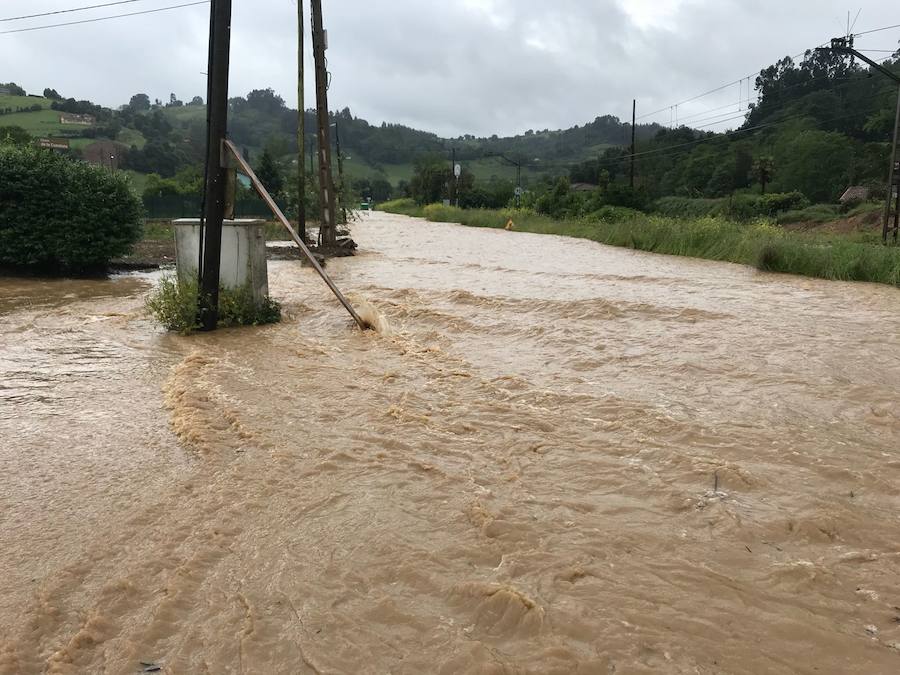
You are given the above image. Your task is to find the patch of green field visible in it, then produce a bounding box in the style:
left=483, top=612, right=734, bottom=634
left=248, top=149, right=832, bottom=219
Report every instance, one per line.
left=124, top=170, right=149, bottom=195
left=118, top=127, right=146, bottom=149
left=0, top=94, right=51, bottom=111
left=0, top=108, right=69, bottom=136
left=161, top=105, right=206, bottom=124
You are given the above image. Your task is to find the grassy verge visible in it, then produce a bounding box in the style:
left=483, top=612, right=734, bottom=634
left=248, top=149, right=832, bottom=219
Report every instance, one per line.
left=379, top=199, right=900, bottom=287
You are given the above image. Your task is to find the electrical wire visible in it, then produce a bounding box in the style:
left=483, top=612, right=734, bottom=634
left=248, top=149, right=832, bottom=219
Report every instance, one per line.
left=1, top=0, right=147, bottom=23
left=853, top=23, right=900, bottom=38
left=0, top=0, right=209, bottom=35
left=593, top=90, right=890, bottom=172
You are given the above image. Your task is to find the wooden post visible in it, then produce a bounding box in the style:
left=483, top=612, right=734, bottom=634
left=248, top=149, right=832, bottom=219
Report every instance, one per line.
left=310, top=0, right=337, bottom=246
left=296, top=0, right=307, bottom=244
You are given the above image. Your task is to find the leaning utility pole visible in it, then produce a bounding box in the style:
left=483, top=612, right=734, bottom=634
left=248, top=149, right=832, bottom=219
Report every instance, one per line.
left=310, top=0, right=337, bottom=246
left=630, top=99, right=636, bottom=189
left=296, top=0, right=307, bottom=243
left=199, top=0, right=232, bottom=331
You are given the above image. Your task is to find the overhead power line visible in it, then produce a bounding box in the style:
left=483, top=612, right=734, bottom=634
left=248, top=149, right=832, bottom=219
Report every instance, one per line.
left=852, top=23, right=900, bottom=37
left=634, top=23, right=900, bottom=125
left=0, top=0, right=209, bottom=35
left=0, top=0, right=147, bottom=23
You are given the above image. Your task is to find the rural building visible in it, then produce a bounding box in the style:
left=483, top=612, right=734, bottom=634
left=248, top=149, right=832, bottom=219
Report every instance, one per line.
left=83, top=140, right=127, bottom=170
left=59, top=113, right=96, bottom=126
left=840, top=186, right=870, bottom=204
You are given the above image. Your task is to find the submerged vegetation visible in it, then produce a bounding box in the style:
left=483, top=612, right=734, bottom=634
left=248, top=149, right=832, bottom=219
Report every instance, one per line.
left=146, top=275, right=282, bottom=334
left=379, top=199, right=900, bottom=287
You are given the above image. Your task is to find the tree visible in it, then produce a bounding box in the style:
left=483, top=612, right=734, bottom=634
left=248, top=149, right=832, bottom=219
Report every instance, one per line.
left=129, top=93, right=151, bottom=111
left=752, top=156, right=775, bottom=195
left=43, top=88, right=61, bottom=100
left=0, top=126, right=31, bottom=147
left=772, top=130, right=854, bottom=202
left=409, top=154, right=451, bottom=205
left=1, top=82, right=26, bottom=96
left=189, top=96, right=204, bottom=106
left=256, top=149, right=284, bottom=195
left=167, top=93, right=183, bottom=107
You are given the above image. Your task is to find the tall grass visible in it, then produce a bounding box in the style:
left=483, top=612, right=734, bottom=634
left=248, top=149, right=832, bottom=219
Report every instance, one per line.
left=378, top=201, right=900, bottom=287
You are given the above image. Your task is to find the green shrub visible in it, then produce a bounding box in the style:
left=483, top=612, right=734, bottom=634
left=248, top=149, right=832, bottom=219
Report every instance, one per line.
left=146, top=275, right=282, bottom=334
left=0, top=145, right=143, bottom=272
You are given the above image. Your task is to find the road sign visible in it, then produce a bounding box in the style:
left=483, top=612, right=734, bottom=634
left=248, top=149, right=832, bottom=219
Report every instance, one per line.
left=514, top=186, right=524, bottom=196
left=454, top=164, right=461, bottom=177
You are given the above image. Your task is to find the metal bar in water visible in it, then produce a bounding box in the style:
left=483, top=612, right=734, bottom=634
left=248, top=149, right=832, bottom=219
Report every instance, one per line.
left=222, top=139, right=369, bottom=331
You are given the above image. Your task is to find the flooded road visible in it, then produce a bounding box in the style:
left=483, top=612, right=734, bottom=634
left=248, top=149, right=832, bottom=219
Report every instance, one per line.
left=2, top=211, right=900, bottom=674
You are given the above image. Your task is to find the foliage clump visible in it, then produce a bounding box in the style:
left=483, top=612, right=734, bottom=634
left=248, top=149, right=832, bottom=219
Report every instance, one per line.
left=146, top=275, right=282, bottom=334
left=0, top=145, right=143, bottom=273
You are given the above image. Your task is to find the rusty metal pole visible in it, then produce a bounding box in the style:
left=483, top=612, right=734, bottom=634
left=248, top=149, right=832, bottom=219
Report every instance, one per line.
left=199, top=0, right=232, bottom=331
left=310, top=0, right=337, bottom=247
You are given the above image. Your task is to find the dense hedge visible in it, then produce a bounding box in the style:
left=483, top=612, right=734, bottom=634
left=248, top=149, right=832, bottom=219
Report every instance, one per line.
left=0, top=145, right=143, bottom=272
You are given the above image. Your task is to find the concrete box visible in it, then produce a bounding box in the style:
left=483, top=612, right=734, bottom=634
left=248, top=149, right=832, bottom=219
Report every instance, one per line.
left=173, top=219, right=269, bottom=306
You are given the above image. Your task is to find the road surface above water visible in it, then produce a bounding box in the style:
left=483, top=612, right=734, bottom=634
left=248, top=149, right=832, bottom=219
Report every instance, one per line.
left=2, top=211, right=900, bottom=674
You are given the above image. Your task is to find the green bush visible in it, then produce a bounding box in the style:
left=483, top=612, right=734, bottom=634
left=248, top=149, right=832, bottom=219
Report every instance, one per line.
left=146, top=275, right=282, bottom=334
left=0, top=145, right=143, bottom=272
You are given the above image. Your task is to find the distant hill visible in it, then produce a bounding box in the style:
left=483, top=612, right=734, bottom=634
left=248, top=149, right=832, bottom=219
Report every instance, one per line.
left=0, top=83, right=661, bottom=189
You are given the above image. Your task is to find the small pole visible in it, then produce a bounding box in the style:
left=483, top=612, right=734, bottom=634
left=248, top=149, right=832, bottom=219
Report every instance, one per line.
left=883, top=84, right=900, bottom=243
left=630, top=99, right=636, bottom=189
left=199, top=0, right=232, bottom=332
left=515, top=162, right=521, bottom=208
left=310, top=0, right=337, bottom=246
left=334, top=119, right=347, bottom=224
left=451, top=147, right=457, bottom=206
left=296, top=0, right=307, bottom=243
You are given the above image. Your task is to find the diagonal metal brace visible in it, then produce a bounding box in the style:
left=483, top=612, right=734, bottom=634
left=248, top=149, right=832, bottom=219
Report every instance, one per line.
left=221, top=139, right=370, bottom=330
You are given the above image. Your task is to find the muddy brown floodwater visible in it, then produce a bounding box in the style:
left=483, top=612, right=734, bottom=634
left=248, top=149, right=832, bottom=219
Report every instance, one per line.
left=2, top=211, right=900, bottom=674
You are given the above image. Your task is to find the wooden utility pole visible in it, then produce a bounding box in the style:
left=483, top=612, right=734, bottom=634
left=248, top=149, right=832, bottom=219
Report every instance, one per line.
left=310, top=0, right=337, bottom=246
left=296, top=0, right=307, bottom=243
left=451, top=147, right=457, bottom=206
left=334, top=119, right=347, bottom=224
left=885, top=85, right=900, bottom=243
left=630, top=99, right=636, bottom=189
left=199, top=0, right=232, bottom=331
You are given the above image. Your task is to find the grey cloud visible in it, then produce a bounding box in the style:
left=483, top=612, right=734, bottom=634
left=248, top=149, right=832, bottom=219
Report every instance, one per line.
left=1, top=0, right=897, bottom=136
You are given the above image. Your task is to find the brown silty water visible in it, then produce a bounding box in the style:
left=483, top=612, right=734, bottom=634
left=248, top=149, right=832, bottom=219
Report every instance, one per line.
left=2, top=211, right=900, bottom=674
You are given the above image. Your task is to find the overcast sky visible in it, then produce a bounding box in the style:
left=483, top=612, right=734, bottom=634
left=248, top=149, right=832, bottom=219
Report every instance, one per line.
left=2, top=0, right=898, bottom=137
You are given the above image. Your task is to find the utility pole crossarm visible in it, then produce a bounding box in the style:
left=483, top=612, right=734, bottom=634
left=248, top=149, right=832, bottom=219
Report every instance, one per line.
left=816, top=43, right=900, bottom=84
